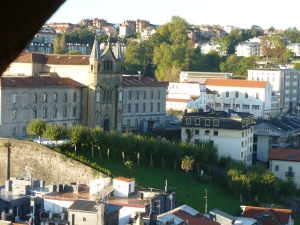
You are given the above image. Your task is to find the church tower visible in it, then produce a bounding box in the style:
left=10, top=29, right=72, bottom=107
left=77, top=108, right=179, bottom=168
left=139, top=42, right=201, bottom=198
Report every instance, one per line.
left=87, top=37, right=123, bottom=132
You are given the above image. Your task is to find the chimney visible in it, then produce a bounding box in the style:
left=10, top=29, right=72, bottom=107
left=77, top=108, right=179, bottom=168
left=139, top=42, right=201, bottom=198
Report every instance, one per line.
left=138, top=71, right=141, bottom=81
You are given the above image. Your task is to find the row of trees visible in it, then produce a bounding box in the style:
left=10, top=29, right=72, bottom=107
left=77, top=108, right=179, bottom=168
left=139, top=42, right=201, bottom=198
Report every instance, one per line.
left=27, top=119, right=219, bottom=171
left=226, top=159, right=298, bottom=203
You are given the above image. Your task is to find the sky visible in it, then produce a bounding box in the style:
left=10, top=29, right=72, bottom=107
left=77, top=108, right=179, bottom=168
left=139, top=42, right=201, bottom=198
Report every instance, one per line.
left=48, top=0, right=299, bottom=30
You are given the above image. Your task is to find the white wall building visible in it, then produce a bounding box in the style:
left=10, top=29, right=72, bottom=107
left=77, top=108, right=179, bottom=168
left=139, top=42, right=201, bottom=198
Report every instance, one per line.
left=235, top=41, right=260, bottom=57
left=181, top=110, right=254, bottom=166
left=205, top=78, right=272, bottom=119
left=200, top=42, right=220, bottom=54
left=113, top=177, right=135, bottom=198
left=268, top=148, right=300, bottom=188
left=248, top=68, right=300, bottom=115
left=287, top=43, right=300, bottom=56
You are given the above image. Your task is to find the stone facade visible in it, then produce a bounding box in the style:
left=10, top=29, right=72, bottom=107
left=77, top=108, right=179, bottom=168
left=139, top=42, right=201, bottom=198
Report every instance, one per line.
left=0, top=138, right=104, bottom=185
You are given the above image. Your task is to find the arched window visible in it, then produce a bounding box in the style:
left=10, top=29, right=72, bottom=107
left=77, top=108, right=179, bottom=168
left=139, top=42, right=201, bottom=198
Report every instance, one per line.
left=96, top=91, right=100, bottom=102
left=118, top=92, right=122, bottom=101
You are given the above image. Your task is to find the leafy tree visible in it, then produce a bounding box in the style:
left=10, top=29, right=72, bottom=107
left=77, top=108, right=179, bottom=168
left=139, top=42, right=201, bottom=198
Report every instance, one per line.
left=283, top=49, right=295, bottom=59
left=60, top=33, right=67, bottom=54
left=248, top=163, right=267, bottom=201
left=283, top=27, right=300, bottom=43
left=293, top=62, right=300, bottom=69
left=68, top=124, right=84, bottom=155
left=77, top=27, right=95, bottom=46
left=124, top=160, right=134, bottom=174
left=278, top=179, right=298, bottom=203
left=53, top=34, right=61, bottom=54
left=43, top=123, right=67, bottom=146
left=27, top=119, right=46, bottom=143
left=262, top=170, right=277, bottom=203
left=69, top=50, right=81, bottom=55
left=228, top=173, right=250, bottom=202
left=181, top=155, right=194, bottom=186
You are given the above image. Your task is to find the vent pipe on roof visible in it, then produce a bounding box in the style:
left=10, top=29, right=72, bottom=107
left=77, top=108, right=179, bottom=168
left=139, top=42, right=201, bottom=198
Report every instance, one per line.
left=138, top=71, right=141, bottom=81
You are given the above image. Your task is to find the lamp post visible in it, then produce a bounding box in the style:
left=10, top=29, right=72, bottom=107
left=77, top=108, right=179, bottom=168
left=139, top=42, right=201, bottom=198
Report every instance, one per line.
left=204, top=189, right=208, bottom=214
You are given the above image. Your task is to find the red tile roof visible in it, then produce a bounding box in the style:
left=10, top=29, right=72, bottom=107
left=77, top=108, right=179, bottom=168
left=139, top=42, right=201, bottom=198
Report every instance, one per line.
left=46, top=55, right=90, bottom=65
left=0, top=77, right=83, bottom=88
left=206, top=78, right=268, bottom=88
left=122, top=75, right=168, bottom=87
left=167, top=98, right=190, bottom=103
left=242, top=206, right=292, bottom=225
left=113, top=177, right=134, bottom=182
left=268, top=148, right=300, bottom=162
left=173, top=210, right=219, bottom=225
left=13, top=53, right=90, bottom=65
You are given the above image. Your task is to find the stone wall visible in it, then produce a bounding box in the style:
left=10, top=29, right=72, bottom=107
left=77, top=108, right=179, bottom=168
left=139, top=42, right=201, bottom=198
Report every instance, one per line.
left=0, top=138, right=104, bottom=186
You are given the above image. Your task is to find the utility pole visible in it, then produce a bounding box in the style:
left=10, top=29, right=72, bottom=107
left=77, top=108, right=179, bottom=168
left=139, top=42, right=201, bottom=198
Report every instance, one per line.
left=204, top=189, right=208, bottom=214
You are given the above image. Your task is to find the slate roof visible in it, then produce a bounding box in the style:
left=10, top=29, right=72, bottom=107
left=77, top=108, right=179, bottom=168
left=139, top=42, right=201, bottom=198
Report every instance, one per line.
left=242, top=206, right=292, bottom=225
left=268, top=148, right=300, bottom=162
left=68, top=199, right=122, bottom=213
left=0, top=77, right=84, bottom=88
left=206, top=78, right=268, bottom=88
left=122, top=75, right=168, bottom=87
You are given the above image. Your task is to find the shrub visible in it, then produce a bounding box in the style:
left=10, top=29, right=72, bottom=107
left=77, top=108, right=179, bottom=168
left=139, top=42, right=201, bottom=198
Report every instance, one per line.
left=197, top=174, right=212, bottom=183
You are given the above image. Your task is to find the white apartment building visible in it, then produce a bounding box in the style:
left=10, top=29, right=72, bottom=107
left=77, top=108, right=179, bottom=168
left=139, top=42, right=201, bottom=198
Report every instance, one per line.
left=167, top=82, right=206, bottom=111
left=140, top=28, right=156, bottom=40
left=206, top=78, right=272, bottom=119
left=287, top=43, right=300, bottom=56
left=181, top=110, right=255, bottom=166
left=235, top=41, right=260, bottom=57
left=248, top=68, right=300, bottom=115
left=200, top=42, right=220, bottom=54
left=269, top=148, right=300, bottom=188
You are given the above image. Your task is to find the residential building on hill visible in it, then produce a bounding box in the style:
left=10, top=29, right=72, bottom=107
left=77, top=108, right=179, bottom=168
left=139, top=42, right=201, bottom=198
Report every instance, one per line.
left=235, top=41, right=260, bottom=57
left=205, top=78, right=272, bottom=119
left=287, top=43, right=300, bottom=56
left=200, top=42, right=221, bottom=54
left=248, top=68, right=300, bottom=115
left=181, top=109, right=254, bottom=166
left=268, top=148, right=300, bottom=187
left=186, top=27, right=201, bottom=42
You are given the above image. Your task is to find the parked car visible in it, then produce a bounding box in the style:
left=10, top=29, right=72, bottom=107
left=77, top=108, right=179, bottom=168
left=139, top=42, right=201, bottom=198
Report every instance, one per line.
left=291, top=110, right=296, bottom=115
left=33, top=138, right=54, bottom=147
left=170, top=120, right=180, bottom=125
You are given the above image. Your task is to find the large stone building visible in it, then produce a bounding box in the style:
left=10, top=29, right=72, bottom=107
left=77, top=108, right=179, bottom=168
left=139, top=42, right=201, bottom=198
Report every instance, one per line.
left=1, top=38, right=167, bottom=138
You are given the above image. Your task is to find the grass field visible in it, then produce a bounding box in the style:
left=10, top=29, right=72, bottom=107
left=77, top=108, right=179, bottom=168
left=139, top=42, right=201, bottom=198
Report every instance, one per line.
left=73, top=148, right=288, bottom=216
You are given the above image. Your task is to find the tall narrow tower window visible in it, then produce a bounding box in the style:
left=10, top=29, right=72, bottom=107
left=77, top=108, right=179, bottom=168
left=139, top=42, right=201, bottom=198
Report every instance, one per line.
left=91, top=64, right=93, bottom=71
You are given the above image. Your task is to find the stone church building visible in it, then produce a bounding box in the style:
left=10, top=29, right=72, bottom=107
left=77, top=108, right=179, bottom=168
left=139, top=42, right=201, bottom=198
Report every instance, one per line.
left=1, top=39, right=168, bottom=139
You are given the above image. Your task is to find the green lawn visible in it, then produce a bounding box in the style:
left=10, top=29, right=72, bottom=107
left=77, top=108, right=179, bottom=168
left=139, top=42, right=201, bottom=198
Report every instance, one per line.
left=73, top=148, right=288, bottom=216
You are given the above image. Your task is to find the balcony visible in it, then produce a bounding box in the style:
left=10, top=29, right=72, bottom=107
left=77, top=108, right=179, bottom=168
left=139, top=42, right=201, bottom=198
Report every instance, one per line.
left=285, top=172, right=294, bottom=177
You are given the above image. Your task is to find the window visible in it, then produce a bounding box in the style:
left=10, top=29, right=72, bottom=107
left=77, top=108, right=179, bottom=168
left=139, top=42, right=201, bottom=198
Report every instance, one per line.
left=256, top=93, right=259, bottom=99
left=23, top=93, right=28, bottom=105
left=73, top=92, right=77, bottom=102
left=33, top=93, right=37, bottom=103
left=242, top=120, right=245, bottom=126
left=242, top=132, right=244, bottom=137
left=43, top=93, right=47, bottom=103
left=33, top=108, right=37, bottom=118
left=23, top=108, right=27, bottom=120
left=143, top=103, right=146, bottom=113
left=135, top=118, right=138, bottom=127
left=205, top=130, right=210, bottom=135
left=241, top=141, right=244, bottom=147
left=150, top=103, right=153, bottom=112
left=157, top=102, right=160, bottom=112
left=128, top=91, right=131, bottom=100
left=245, top=92, right=248, bottom=98
left=205, top=119, right=210, bottom=126
left=275, top=165, right=279, bottom=171
left=186, top=118, right=191, bottom=124
left=157, top=91, right=161, bottom=100
left=195, top=130, right=199, bottom=135
left=241, top=152, right=244, bottom=158
left=63, top=107, right=67, bottom=117
left=43, top=108, right=47, bottom=118
left=135, top=103, right=139, bottom=113
left=73, top=107, right=77, bottom=117
left=118, top=92, right=122, bottom=101
left=143, top=91, right=146, bottom=100
left=127, top=119, right=131, bottom=128
left=136, top=91, right=139, bottom=100
left=226, top=91, right=229, bottom=97
left=150, top=91, right=153, bottom=100
left=51, top=107, right=57, bottom=118
left=235, top=92, right=239, bottom=98
left=96, top=91, right=100, bottom=102
left=12, top=93, right=17, bottom=104
left=54, top=93, right=57, bottom=103
left=63, top=93, right=67, bottom=102
left=195, top=118, right=200, bottom=125
left=12, top=109, right=17, bottom=119
left=83, top=217, right=86, bottom=222
left=213, top=119, right=219, bottom=126
left=128, top=103, right=131, bottom=113
left=257, top=77, right=259, bottom=81
left=214, top=131, right=218, bottom=136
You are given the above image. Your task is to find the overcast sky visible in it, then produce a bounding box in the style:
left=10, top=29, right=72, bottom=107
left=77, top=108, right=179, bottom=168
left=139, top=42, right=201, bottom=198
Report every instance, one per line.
left=48, top=0, right=299, bottom=30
